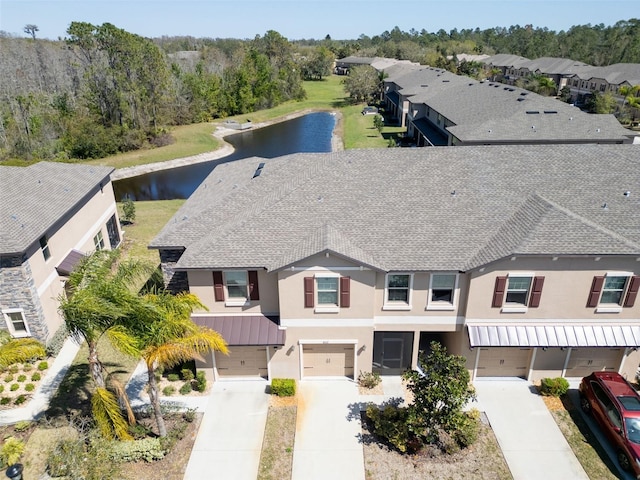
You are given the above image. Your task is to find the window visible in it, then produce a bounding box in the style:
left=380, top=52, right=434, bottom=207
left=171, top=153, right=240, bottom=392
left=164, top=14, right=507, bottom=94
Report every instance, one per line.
left=587, top=273, right=639, bottom=311
left=317, top=277, right=338, bottom=306
left=106, top=214, right=121, bottom=248
left=93, top=231, right=105, bottom=251
left=213, top=271, right=259, bottom=305
left=492, top=274, right=545, bottom=311
left=304, top=275, right=350, bottom=312
left=39, top=235, right=51, bottom=261
left=506, top=276, right=532, bottom=305
left=384, top=273, right=412, bottom=310
left=427, top=273, right=458, bottom=310
left=2, top=309, right=30, bottom=337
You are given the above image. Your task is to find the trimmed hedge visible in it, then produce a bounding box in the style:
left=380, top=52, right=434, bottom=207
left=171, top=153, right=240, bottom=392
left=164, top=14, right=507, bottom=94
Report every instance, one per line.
left=271, top=378, right=296, bottom=397
left=108, top=438, right=165, bottom=462
left=540, top=377, right=570, bottom=397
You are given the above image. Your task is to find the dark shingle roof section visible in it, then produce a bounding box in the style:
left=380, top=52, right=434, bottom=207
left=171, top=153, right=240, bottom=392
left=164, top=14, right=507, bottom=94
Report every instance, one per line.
left=0, top=162, right=114, bottom=254
left=151, top=145, right=640, bottom=272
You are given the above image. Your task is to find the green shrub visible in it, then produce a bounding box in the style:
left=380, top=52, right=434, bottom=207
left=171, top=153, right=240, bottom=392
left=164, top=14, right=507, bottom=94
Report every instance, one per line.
left=13, top=421, right=32, bottom=432
left=271, top=378, right=296, bottom=397
left=10, top=383, right=19, bottom=391
left=194, top=371, right=207, bottom=392
left=540, top=377, right=570, bottom=397
left=0, top=385, right=3, bottom=394
left=4, top=374, right=14, bottom=383
left=453, top=409, right=481, bottom=448
left=183, top=408, right=196, bottom=423
left=108, top=437, right=165, bottom=462
left=14, top=395, right=27, bottom=405
left=128, top=423, right=151, bottom=440
left=22, top=363, right=33, bottom=372
left=166, top=373, right=180, bottom=382
left=358, top=371, right=382, bottom=389
left=179, top=382, right=192, bottom=395
left=8, top=366, right=19, bottom=374
left=24, top=383, right=35, bottom=392
left=45, top=325, right=69, bottom=357
left=159, top=422, right=188, bottom=453
left=181, top=368, right=194, bottom=381
left=162, top=385, right=176, bottom=396
left=37, top=361, right=49, bottom=371
left=17, top=374, right=26, bottom=382
left=0, top=397, right=10, bottom=405
left=31, top=372, right=41, bottom=381
left=47, top=437, right=120, bottom=479
left=0, top=436, right=24, bottom=467
left=366, top=404, right=419, bottom=453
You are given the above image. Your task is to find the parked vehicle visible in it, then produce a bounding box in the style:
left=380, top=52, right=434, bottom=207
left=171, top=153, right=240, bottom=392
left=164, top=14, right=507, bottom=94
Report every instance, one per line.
left=579, top=371, right=640, bottom=477
left=361, top=106, right=378, bottom=115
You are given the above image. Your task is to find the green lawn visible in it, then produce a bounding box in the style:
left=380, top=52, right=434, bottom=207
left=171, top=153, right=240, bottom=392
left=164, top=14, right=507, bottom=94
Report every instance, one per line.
left=118, top=199, right=186, bottom=265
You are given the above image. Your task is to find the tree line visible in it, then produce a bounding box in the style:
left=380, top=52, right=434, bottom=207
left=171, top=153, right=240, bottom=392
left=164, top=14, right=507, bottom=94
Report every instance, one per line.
left=1, top=19, right=638, bottom=163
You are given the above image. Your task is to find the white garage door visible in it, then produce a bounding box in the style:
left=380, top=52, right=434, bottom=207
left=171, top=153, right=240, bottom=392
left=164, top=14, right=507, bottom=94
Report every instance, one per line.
left=215, top=346, right=268, bottom=378
left=565, top=348, right=622, bottom=378
left=476, top=347, right=531, bottom=378
left=303, top=344, right=354, bottom=378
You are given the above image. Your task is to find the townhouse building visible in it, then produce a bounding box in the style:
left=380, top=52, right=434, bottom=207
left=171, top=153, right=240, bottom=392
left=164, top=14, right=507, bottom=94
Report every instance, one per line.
left=150, top=144, right=640, bottom=382
left=383, top=66, right=634, bottom=146
left=0, top=162, right=122, bottom=343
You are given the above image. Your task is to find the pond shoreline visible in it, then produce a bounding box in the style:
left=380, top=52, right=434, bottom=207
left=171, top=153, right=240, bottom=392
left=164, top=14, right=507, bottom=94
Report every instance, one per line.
left=111, top=109, right=342, bottom=181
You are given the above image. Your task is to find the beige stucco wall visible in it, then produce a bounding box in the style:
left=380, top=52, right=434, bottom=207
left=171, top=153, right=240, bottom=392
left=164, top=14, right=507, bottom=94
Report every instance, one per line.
left=466, top=256, right=639, bottom=321
left=22, top=180, right=120, bottom=341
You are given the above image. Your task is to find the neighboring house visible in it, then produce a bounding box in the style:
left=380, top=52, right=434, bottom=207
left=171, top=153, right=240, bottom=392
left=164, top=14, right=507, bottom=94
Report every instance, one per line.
left=565, top=63, right=640, bottom=105
left=383, top=65, right=634, bottom=146
left=507, top=56, right=592, bottom=93
left=0, top=162, right=122, bottom=343
left=334, top=56, right=419, bottom=75
left=150, top=144, right=640, bottom=382
left=480, top=53, right=531, bottom=82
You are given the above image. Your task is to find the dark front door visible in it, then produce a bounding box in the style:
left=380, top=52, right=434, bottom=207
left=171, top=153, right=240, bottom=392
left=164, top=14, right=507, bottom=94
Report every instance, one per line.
left=373, top=331, right=414, bottom=375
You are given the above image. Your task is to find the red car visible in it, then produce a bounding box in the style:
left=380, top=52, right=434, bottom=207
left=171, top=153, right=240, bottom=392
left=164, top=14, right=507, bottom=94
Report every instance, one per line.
left=579, top=371, right=640, bottom=477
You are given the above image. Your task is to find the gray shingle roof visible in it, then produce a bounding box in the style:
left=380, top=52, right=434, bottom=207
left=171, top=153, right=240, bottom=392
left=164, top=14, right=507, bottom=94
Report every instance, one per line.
left=481, top=54, right=530, bottom=69
left=518, top=57, right=591, bottom=75
left=568, top=63, right=640, bottom=86
left=151, top=145, right=640, bottom=272
left=0, top=162, right=114, bottom=254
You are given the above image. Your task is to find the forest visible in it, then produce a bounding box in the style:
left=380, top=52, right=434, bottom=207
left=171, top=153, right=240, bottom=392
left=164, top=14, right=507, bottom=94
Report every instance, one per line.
left=1, top=18, right=638, bottom=163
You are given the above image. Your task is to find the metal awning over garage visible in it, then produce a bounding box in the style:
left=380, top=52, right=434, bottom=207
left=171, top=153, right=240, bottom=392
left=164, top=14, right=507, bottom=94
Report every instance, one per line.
left=468, top=325, right=640, bottom=348
left=193, top=315, right=285, bottom=346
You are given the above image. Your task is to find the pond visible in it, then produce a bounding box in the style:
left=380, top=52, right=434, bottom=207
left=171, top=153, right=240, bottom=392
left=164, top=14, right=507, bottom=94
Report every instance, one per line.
left=113, top=112, right=336, bottom=201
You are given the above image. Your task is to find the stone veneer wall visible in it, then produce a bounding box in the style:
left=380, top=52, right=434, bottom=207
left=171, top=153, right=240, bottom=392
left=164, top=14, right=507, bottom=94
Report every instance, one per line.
left=0, top=254, right=49, bottom=342
left=159, top=249, right=189, bottom=294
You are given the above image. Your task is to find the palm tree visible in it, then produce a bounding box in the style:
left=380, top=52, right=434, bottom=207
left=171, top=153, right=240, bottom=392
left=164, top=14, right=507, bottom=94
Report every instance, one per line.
left=0, top=333, right=46, bottom=368
left=130, top=291, right=228, bottom=437
left=536, top=76, right=557, bottom=96
left=59, top=249, right=153, bottom=439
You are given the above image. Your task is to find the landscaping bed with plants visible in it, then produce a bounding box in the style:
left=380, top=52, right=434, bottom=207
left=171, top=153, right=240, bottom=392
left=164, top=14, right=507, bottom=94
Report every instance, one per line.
left=0, top=359, right=49, bottom=409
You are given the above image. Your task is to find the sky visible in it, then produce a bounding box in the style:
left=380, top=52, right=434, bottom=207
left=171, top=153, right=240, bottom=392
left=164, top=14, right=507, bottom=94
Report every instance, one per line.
left=0, top=0, right=637, bottom=41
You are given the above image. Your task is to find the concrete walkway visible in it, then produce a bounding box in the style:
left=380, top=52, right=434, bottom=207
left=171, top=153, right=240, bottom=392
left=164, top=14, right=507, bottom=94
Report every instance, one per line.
left=474, top=379, right=589, bottom=480
left=0, top=337, right=81, bottom=425
left=292, top=380, right=365, bottom=480
left=183, top=380, right=270, bottom=480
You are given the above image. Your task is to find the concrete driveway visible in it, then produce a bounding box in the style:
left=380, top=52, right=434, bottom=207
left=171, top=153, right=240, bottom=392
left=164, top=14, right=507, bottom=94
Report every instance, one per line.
left=474, top=379, right=588, bottom=480
left=183, top=380, right=269, bottom=480
left=292, top=380, right=365, bottom=480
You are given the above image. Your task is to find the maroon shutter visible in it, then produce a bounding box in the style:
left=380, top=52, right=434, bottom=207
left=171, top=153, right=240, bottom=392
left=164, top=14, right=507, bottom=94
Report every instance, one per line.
left=248, top=270, right=260, bottom=301
left=528, top=276, right=545, bottom=308
left=304, top=277, right=314, bottom=308
left=624, top=276, right=640, bottom=308
left=492, top=276, right=507, bottom=308
left=213, top=271, right=224, bottom=302
left=340, top=276, right=351, bottom=308
left=587, top=276, right=605, bottom=307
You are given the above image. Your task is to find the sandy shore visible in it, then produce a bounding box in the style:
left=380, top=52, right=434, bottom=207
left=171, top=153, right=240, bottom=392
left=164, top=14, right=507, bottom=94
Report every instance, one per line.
left=111, top=109, right=342, bottom=181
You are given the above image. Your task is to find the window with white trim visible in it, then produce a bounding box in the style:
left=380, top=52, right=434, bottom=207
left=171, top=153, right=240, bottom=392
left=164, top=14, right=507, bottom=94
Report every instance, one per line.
left=427, top=273, right=457, bottom=310
left=2, top=309, right=30, bottom=337
left=93, top=231, right=105, bottom=251
left=384, top=273, right=413, bottom=310
left=39, top=235, right=51, bottom=261
left=317, top=277, right=338, bottom=306
left=505, top=276, right=532, bottom=306
left=225, top=271, right=248, bottom=300
left=587, top=273, right=639, bottom=312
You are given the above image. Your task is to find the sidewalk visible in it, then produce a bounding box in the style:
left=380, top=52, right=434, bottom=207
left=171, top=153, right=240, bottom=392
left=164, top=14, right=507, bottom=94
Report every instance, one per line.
left=0, top=337, right=81, bottom=425
left=474, top=379, right=588, bottom=480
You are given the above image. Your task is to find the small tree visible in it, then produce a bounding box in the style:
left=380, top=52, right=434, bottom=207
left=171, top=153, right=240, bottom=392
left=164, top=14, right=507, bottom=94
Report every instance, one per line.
left=121, top=196, right=136, bottom=224
left=402, top=342, right=476, bottom=443
left=24, top=24, right=39, bottom=40
left=373, top=115, right=384, bottom=133
left=342, top=65, right=379, bottom=103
